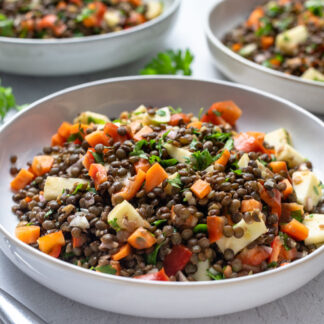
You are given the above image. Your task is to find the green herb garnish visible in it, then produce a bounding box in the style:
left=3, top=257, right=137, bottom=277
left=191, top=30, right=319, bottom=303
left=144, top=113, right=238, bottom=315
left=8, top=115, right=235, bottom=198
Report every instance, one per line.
left=206, top=269, right=224, bottom=280
left=224, top=138, right=234, bottom=151
left=291, top=209, right=303, bottom=223
left=76, top=8, right=95, bottom=22
left=279, top=231, right=291, bottom=251
left=95, top=264, right=117, bottom=275
left=190, top=138, right=199, bottom=150
left=108, top=218, right=121, bottom=232
left=267, top=261, right=278, bottom=268
left=168, top=106, right=182, bottom=114
left=167, top=173, right=182, bottom=189
left=151, top=219, right=167, bottom=227
left=140, top=49, right=194, bottom=76
left=313, top=185, right=319, bottom=195
left=190, top=149, right=215, bottom=171
left=130, top=139, right=148, bottom=160
left=90, top=151, right=104, bottom=164
left=193, top=224, right=208, bottom=233
left=44, top=209, right=53, bottom=219
left=305, top=0, right=324, bottom=17
left=147, top=241, right=165, bottom=265
left=156, top=109, right=166, bottom=117
left=205, top=132, right=232, bottom=143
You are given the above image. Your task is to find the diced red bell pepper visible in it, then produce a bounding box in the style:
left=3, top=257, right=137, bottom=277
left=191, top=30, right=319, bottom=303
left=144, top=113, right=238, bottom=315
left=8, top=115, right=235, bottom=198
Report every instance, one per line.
left=83, top=148, right=96, bottom=170
left=207, top=216, right=224, bottom=243
left=163, top=245, right=192, bottom=276
left=72, top=236, right=87, bottom=248
left=234, top=132, right=274, bottom=155
left=238, top=246, right=271, bottom=266
left=104, top=123, right=128, bottom=143
left=89, top=163, right=107, bottom=189
left=206, top=101, right=242, bottom=126
left=201, top=111, right=227, bottom=126
left=169, top=113, right=191, bottom=126
left=259, top=183, right=282, bottom=218
left=135, top=268, right=169, bottom=281
left=269, top=236, right=282, bottom=263
left=49, top=245, right=62, bottom=258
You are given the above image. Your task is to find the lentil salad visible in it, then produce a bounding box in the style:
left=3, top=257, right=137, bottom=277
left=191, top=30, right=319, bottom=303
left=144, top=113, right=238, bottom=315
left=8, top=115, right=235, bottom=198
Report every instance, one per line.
left=10, top=103, right=324, bottom=282
left=222, top=0, right=324, bottom=82
left=0, top=0, right=163, bottom=39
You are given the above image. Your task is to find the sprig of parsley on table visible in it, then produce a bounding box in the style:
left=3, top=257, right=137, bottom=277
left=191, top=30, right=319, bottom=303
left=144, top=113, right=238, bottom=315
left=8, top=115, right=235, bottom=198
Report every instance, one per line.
left=140, top=49, right=194, bottom=76
left=0, top=81, right=27, bottom=120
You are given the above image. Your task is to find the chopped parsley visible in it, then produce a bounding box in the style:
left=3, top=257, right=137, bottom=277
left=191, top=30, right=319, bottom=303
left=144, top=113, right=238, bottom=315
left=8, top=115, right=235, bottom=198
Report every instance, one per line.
left=313, top=185, right=319, bottom=195
left=206, top=269, right=224, bottom=280
left=168, top=106, right=182, bottom=114
left=146, top=241, right=165, bottom=265
left=291, top=209, right=303, bottom=223
left=279, top=231, right=291, bottom=251
left=156, top=109, right=166, bottom=117
left=166, top=173, right=182, bottom=189
left=233, top=169, right=243, bottom=175
left=151, top=219, right=167, bottom=227
left=108, top=218, right=121, bottom=232
left=95, top=264, right=117, bottom=275
left=305, top=0, right=324, bottom=17
left=72, top=183, right=87, bottom=194
left=90, top=151, right=104, bottom=164
left=255, top=17, right=273, bottom=36
left=193, top=224, right=208, bottom=233
left=76, top=8, right=95, bottom=23
left=130, top=139, right=148, bottom=160
left=213, top=110, right=222, bottom=117
left=190, top=149, right=215, bottom=171
left=267, top=261, right=278, bottom=269
left=44, top=209, right=53, bottom=219
left=224, top=137, right=234, bottom=151
left=205, top=132, right=232, bottom=143
left=87, top=116, right=106, bottom=124
left=190, top=138, right=199, bottom=150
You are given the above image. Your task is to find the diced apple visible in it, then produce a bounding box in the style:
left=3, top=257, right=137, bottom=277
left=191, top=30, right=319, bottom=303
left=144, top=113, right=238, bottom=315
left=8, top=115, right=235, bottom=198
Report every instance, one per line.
left=44, top=176, right=89, bottom=201
left=275, top=25, right=308, bottom=55
left=104, top=10, right=121, bottom=28
left=292, top=171, right=322, bottom=210
left=216, top=214, right=268, bottom=255
left=264, top=128, right=291, bottom=150
left=73, top=111, right=110, bottom=125
left=256, top=160, right=273, bottom=179
left=303, top=214, right=324, bottom=245
left=164, top=143, right=192, bottom=163
left=164, top=172, right=179, bottom=195
left=276, top=144, right=305, bottom=168
left=301, top=68, right=324, bottom=82
left=145, top=1, right=163, bottom=20
left=192, top=260, right=211, bottom=281
left=107, top=200, right=149, bottom=230
left=239, top=43, right=257, bottom=57
left=238, top=153, right=250, bottom=169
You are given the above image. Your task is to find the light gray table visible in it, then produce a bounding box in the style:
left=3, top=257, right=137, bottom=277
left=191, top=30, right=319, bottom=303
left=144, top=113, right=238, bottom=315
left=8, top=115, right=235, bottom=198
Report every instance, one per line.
left=1, top=1, right=323, bottom=323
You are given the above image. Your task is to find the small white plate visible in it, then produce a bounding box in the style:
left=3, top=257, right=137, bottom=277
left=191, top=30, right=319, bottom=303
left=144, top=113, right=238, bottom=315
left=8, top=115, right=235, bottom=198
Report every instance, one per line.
left=0, top=0, right=180, bottom=76
left=205, top=0, right=324, bottom=113
left=0, top=76, right=323, bottom=318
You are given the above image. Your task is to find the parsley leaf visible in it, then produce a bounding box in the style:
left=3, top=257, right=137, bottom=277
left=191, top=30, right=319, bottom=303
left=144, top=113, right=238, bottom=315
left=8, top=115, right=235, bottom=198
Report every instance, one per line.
left=130, top=140, right=148, bottom=159
left=167, top=173, right=182, bottom=189
left=267, top=261, right=278, bottom=269
left=279, top=232, right=291, bottom=251
left=198, top=107, right=204, bottom=120
left=206, top=269, right=224, bottom=280
left=291, top=209, right=303, bottom=223
left=91, top=151, right=104, bottom=164
left=190, top=149, right=215, bottom=171
left=305, top=0, right=323, bottom=17
left=190, top=138, right=199, bottom=150
left=95, top=264, right=117, bottom=275
left=224, top=138, right=234, bottom=151
left=233, top=169, right=242, bottom=175
left=151, top=219, right=167, bottom=227
left=146, top=241, right=165, bottom=265
left=76, top=8, right=95, bottom=22
left=313, top=185, right=319, bottom=195
left=193, top=224, right=208, bottom=233
left=140, top=49, right=194, bottom=76
left=213, top=110, right=222, bottom=117
left=108, top=218, right=121, bottom=232
left=72, top=183, right=87, bottom=194
left=168, top=106, right=182, bottom=114
left=205, top=132, right=231, bottom=143
left=44, top=209, right=53, bottom=219
left=156, top=109, right=166, bottom=117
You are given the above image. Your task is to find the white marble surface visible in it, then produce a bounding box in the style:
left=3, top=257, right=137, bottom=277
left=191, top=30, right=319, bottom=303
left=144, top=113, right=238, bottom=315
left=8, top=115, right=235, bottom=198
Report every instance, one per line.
left=1, top=0, right=324, bottom=323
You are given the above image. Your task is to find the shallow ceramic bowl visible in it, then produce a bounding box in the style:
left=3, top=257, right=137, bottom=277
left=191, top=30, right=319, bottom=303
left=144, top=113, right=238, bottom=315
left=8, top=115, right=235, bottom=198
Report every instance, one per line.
left=205, top=0, right=324, bottom=113
left=0, top=76, right=323, bottom=318
left=0, top=0, right=180, bottom=76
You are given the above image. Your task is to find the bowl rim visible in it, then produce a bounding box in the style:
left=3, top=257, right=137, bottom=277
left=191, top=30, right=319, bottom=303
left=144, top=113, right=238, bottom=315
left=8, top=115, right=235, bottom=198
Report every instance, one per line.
left=1, top=75, right=324, bottom=287
left=0, top=0, right=181, bottom=45
left=205, top=0, right=324, bottom=89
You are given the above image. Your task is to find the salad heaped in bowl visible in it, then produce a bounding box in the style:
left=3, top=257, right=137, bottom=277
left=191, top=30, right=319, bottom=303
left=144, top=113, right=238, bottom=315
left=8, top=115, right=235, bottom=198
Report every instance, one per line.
left=10, top=103, right=324, bottom=282
left=0, top=0, right=163, bottom=39
left=222, top=0, right=324, bottom=82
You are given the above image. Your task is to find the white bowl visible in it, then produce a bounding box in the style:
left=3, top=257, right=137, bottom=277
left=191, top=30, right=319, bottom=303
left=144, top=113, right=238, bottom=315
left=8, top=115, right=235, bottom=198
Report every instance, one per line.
left=0, top=0, right=180, bottom=76
left=205, top=0, right=324, bottom=113
left=0, top=76, right=323, bottom=318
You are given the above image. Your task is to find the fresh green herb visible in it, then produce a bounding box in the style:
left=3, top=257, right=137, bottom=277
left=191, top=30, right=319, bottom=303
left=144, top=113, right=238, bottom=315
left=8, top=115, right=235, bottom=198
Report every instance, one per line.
left=283, top=34, right=290, bottom=42
left=90, top=151, right=104, bottom=164
left=76, top=8, right=95, bottom=22
left=0, top=14, right=14, bottom=37
left=193, top=224, right=208, bottom=233
left=72, top=183, right=87, bottom=194
left=95, top=264, right=117, bottom=275
left=224, top=138, right=234, bottom=151
left=190, top=138, right=199, bottom=150
left=305, top=0, right=324, bottom=17
left=320, top=182, right=324, bottom=189
left=190, top=149, right=215, bottom=171
left=148, top=154, right=177, bottom=167
left=206, top=269, right=224, bottom=280
left=258, top=159, right=268, bottom=166
left=167, top=173, right=182, bottom=189
left=255, top=17, right=273, bottom=36
left=279, top=232, right=291, bottom=251
left=266, top=2, right=282, bottom=17
left=151, top=219, right=167, bottom=227
left=313, top=185, right=319, bottom=195
left=140, top=49, right=194, bottom=76
left=291, top=210, right=303, bottom=223
left=274, top=16, right=293, bottom=31
left=44, top=209, right=53, bottom=219
left=309, top=214, right=314, bottom=219
left=156, top=109, right=166, bottom=117
left=205, top=132, right=231, bottom=143
left=233, top=169, right=243, bottom=175
left=0, top=80, right=26, bottom=120
left=108, top=218, right=121, bottom=232
left=213, top=110, right=222, bottom=117
left=130, top=139, right=148, bottom=159
left=136, top=5, right=145, bottom=13
left=87, top=116, right=106, bottom=124
left=267, top=261, right=278, bottom=268
left=225, top=177, right=230, bottom=182
left=87, top=187, right=97, bottom=193
left=62, top=251, right=75, bottom=260
left=146, top=241, right=165, bottom=265
left=198, top=107, right=204, bottom=120
left=26, top=222, right=34, bottom=226
left=168, top=106, right=182, bottom=114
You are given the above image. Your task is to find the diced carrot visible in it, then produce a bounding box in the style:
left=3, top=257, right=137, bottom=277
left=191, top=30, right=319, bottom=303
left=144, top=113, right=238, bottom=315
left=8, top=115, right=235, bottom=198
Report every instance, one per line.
left=126, top=11, right=146, bottom=25
left=129, top=0, right=142, bottom=6
left=57, top=1, right=67, bottom=10
left=169, top=113, right=191, bottom=126
left=83, top=148, right=96, bottom=170
left=85, top=130, right=110, bottom=147
left=261, top=36, right=274, bottom=49
left=207, top=216, right=224, bottom=243
left=104, top=122, right=128, bottom=143
left=281, top=247, right=297, bottom=261
left=281, top=179, right=293, bottom=199
left=269, top=235, right=282, bottom=263
left=10, top=169, right=34, bottom=191
left=69, top=0, right=82, bottom=6
left=215, top=149, right=230, bottom=166
left=25, top=196, right=32, bottom=203
left=246, top=7, right=264, bottom=29
left=89, top=163, right=107, bottom=189
left=57, top=121, right=72, bottom=139
left=118, top=169, right=146, bottom=201
left=268, top=161, right=288, bottom=173
left=112, top=243, right=131, bottom=261
left=280, top=262, right=290, bottom=267
left=110, top=260, right=121, bottom=276
left=190, top=179, right=211, bottom=199
left=145, top=163, right=168, bottom=193
left=70, top=123, right=88, bottom=136
left=231, top=43, right=242, bottom=52
left=129, top=121, right=142, bottom=137
left=279, top=0, right=291, bottom=5
left=36, top=14, right=57, bottom=30
left=238, top=246, right=271, bottom=266
left=37, top=230, right=65, bottom=254
left=207, top=101, right=242, bottom=126
left=21, top=19, right=35, bottom=31
left=280, top=219, right=309, bottom=241
left=134, top=158, right=150, bottom=173
left=48, top=245, right=62, bottom=258
left=133, top=126, right=153, bottom=142
left=201, top=112, right=227, bottom=126
left=15, top=225, right=40, bottom=244
left=241, top=199, right=262, bottom=213
left=186, top=121, right=202, bottom=129
left=72, top=236, right=86, bottom=248
left=51, top=133, right=65, bottom=146
left=269, top=58, right=282, bottom=67
left=31, top=155, right=54, bottom=176
left=127, top=227, right=156, bottom=249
